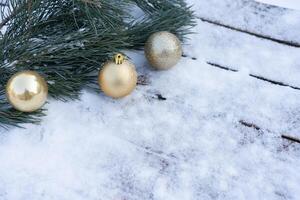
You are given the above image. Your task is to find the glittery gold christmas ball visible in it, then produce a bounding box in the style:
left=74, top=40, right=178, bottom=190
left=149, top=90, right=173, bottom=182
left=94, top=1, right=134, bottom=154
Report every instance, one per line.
left=6, top=71, right=48, bottom=112
left=145, top=31, right=182, bottom=70
left=98, top=54, right=137, bottom=98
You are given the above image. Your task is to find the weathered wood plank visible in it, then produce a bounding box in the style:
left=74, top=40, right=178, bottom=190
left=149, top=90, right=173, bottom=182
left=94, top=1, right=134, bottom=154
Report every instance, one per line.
left=240, top=119, right=300, bottom=144
left=207, top=62, right=300, bottom=90
left=188, top=20, right=300, bottom=89
left=195, top=0, right=300, bottom=46
left=199, top=17, right=300, bottom=48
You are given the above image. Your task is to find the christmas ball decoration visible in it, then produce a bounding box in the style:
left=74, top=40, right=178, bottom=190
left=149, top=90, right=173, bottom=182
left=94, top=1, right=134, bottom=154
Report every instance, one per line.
left=145, top=31, right=182, bottom=70
left=98, top=54, right=137, bottom=98
left=6, top=71, right=48, bottom=112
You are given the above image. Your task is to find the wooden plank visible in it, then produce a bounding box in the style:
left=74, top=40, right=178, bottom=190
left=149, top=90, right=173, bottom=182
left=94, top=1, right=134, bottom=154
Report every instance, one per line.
left=187, top=20, right=300, bottom=89
left=206, top=62, right=300, bottom=90
left=195, top=0, right=300, bottom=46
left=240, top=120, right=300, bottom=144
left=199, top=18, right=300, bottom=48
left=257, top=0, right=300, bottom=10
left=179, top=54, right=300, bottom=143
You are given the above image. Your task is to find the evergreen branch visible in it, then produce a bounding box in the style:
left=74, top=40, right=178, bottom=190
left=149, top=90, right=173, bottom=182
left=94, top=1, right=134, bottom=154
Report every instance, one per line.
left=0, top=6, right=15, bottom=29
left=0, top=0, right=196, bottom=127
left=128, top=0, right=196, bottom=47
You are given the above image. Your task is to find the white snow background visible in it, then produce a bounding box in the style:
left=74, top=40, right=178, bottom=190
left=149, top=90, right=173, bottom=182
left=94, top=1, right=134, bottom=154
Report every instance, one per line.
left=0, top=0, right=300, bottom=199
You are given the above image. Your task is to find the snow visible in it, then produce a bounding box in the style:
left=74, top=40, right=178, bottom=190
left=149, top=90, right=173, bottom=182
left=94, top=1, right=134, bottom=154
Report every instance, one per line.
left=196, top=0, right=300, bottom=43
left=257, top=0, right=300, bottom=10
left=192, top=21, right=300, bottom=88
left=1, top=0, right=300, bottom=199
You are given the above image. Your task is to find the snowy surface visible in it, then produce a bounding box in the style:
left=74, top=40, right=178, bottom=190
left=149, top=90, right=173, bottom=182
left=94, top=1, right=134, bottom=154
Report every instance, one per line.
left=196, top=0, right=300, bottom=43
left=1, top=0, right=300, bottom=200
left=193, top=21, right=300, bottom=88
left=257, top=0, right=300, bottom=10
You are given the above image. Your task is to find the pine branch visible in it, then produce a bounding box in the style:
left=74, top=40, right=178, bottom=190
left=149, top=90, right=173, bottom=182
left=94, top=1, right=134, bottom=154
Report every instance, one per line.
left=128, top=0, right=196, bottom=46
left=0, top=6, right=15, bottom=29
left=0, top=0, right=196, bottom=127
left=0, top=0, right=30, bottom=29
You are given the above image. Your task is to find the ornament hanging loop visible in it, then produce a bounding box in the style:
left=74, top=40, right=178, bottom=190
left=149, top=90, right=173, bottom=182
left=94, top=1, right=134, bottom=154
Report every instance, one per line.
left=114, top=54, right=125, bottom=65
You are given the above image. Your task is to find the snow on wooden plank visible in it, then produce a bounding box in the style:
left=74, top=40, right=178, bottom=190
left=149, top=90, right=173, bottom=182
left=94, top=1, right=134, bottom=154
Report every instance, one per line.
left=0, top=1, right=300, bottom=199
left=187, top=20, right=300, bottom=89
left=195, top=0, right=300, bottom=47
left=198, top=60, right=300, bottom=141
left=257, top=0, right=300, bottom=11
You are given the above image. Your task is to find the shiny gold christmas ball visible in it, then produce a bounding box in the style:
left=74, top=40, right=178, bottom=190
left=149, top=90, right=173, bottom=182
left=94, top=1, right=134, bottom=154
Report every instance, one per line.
left=6, top=71, right=48, bottom=112
left=145, top=31, right=182, bottom=70
left=98, top=54, right=137, bottom=98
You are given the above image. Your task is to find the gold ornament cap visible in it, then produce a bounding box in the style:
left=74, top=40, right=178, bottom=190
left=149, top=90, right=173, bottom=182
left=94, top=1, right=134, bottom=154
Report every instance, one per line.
left=6, top=70, right=48, bottom=112
left=98, top=54, right=137, bottom=98
left=145, top=31, right=182, bottom=70
left=114, top=53, right=125, bottom=65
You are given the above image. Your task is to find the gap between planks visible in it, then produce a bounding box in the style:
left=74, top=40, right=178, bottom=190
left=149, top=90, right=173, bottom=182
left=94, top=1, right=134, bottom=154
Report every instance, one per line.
left=186, top=56, right=300, bottom=144
left=240, top=120, right=300, bottom=144
left=207, top=62, right=300, bottom=90
left=199, top=18, right=300, bottom=48
left=182, top=55, right=300, bottom=91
